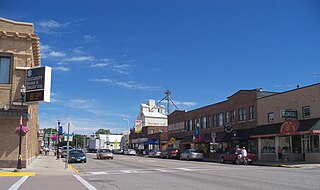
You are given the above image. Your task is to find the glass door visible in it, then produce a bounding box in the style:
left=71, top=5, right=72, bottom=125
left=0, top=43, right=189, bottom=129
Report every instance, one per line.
left=302, top=135, right=311, bottom=160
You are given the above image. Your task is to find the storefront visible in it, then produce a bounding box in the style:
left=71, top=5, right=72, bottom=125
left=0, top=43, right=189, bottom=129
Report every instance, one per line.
left=252, top=118, right=320, bottom=162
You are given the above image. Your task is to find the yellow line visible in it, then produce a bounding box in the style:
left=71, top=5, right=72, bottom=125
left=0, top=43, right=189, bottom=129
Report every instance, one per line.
left=68, top=164, right=79, bottom=173
left=0, top=172, right=35, bottom=177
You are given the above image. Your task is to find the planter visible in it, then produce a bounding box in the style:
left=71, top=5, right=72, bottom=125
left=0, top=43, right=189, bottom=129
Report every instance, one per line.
left=15, top=125, right=30, bottom=135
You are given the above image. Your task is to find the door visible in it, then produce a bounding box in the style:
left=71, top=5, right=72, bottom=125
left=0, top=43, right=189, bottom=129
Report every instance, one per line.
left=302, top=135, right=311, bottom=160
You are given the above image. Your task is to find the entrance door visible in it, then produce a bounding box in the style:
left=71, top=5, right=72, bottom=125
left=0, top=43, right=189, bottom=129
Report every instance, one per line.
left=302, top=135, right=311, bottom=160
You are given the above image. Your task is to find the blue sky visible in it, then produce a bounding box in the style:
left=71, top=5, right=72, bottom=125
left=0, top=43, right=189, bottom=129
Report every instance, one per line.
left=1, top=0, right=320, bottom=134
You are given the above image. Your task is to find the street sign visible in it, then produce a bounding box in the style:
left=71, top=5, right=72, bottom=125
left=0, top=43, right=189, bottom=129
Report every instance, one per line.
left=170, top=137, right=175, bottom=144
left=64, top=134, right=73, bottom=141
left=280, top=110, right=297, bottom=119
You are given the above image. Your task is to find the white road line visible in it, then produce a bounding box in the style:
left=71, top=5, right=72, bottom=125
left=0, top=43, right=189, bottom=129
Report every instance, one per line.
left=8, top=176, right=29, bottom=190
left=74, top=174, right=97, bottom=190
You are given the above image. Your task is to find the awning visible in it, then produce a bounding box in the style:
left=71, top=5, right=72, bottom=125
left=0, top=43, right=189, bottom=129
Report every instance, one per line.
left=251, top=118, right=320, bottom=138
left=144, top=139, right=159, bottom=145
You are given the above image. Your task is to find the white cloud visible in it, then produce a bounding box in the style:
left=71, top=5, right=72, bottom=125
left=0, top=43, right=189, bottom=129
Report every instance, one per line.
left=49, top=51, right=66, bottom=57
left=174, top=100, right=197, bottom=107
left=112, top=64, right=130, bottom=74
left=84, top=34, right=94, bottom=40
left=63, top=56, right=95, bottom=62
left=90, top=78, right=162, bottom=91
left=36, top=20, right=68, bottom=34
left=52, top=66, right=70, bottom=72
left=90, top=63, right=111, bottom=68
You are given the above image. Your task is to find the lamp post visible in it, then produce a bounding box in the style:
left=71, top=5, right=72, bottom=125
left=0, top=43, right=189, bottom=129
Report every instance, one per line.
left=17, top=85, right=26, bottom=169
left=122, top=118, right=129, bottom=149
left=56, top=119, right=60, bottom=159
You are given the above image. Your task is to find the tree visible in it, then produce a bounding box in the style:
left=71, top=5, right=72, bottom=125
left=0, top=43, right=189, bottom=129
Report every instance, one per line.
left=95, top=129, right=111, bottom=135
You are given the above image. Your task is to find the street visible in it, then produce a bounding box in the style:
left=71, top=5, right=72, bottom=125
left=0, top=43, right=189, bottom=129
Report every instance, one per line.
left=1, top=153, right=320, bottom=190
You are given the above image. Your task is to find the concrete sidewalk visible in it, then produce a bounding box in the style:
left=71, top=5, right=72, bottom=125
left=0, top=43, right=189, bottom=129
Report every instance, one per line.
left=0, top=153, right=76, bottom=176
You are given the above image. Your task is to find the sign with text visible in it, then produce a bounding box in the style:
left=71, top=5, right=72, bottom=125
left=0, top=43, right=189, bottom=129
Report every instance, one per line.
left=135, top=120, right=142, bottom=133
left=280, top=110, right=297, bottom=119
left=25, top=66, right=51, bottom=103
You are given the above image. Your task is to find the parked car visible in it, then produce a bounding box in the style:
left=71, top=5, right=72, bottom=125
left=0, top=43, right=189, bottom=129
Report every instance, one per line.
left=61, top=146, right=74, bottom=158
left=161, top=148, right=180, bottom=159
left=220, top=148, right=256, bottom=164
left=124, top=149, right=136, bottom=156
left=68, top=149, right=86, bottom=163
left=148, top=150, right=161, bottom=158
left=113, top=149, right=124, bottom=154
left=180, top=149, right=203, bottom=161
left=96, top=149, right=113, bottom=159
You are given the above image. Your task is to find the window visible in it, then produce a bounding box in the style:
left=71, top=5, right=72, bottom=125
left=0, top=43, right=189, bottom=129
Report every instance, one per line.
left=0, top=57, right=11, bottom=84
left=249, top=106, right=256, bottom=120
left=268, top=112, right=274, bottom=123
left=212, top=114, right=217, bottom=127
left=218, top=113, right=224, bottom=127
left=231, top=110, right=236, bottom=123
left=302, top=106, right=311, bottom=118
left=203, top=116, right=207, bottom=129
left=238, top=107, right=246, bottom=121
left=261, top=137, right=275, bottom=153
left=150, top=129, right=154, bottom=134
left=225, top=111, right=230, bottom=123
left=188, top=120, right=193, bottom=131
left=279, top=136, right=291, bottom=153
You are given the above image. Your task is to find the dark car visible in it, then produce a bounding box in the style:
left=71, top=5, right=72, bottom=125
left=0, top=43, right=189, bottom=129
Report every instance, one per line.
left=161, top=148, right=180, bottom=159
left=220, top=149, right=256, bottom=164
left=68, top=149, right=86, bottom=163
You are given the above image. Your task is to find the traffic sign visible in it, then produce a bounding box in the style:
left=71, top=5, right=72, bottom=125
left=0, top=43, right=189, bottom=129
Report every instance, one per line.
left=170, top=137, right=175, bottom=144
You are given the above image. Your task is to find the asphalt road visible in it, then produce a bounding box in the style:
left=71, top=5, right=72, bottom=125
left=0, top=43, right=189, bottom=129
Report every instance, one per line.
left=71, top=153, right=320, bottom=190
left=2, top=153, right=320, bottom=190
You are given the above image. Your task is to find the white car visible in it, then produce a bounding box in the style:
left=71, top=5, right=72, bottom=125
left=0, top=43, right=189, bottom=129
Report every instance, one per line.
left=124, top=149, right=136, bottom=156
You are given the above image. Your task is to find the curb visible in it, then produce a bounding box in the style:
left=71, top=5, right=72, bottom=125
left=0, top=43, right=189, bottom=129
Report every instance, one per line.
left=0, top=172, right=35, bottom=177
left=68, top=164, right=79, bottom=173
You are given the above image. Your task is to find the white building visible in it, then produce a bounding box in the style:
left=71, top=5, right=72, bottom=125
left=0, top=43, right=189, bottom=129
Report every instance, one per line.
left=98, top=134, right=123, bottom=150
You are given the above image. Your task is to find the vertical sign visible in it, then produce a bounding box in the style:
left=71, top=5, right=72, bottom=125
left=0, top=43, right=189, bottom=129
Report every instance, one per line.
left=135, top=120, right=142, bottom=133
left=25, top=66, right=51, bottom=103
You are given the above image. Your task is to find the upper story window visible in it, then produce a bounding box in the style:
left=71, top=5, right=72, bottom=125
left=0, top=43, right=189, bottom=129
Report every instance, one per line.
left=231, top=110, right=236, bottom=123
left=0, top=57, right=11, bottom=84
left=268, top=112, right=274, bottom=123
left=218, top=112, right=224, bottom=127
left=302, top=106, right=311, bottom=118
left=238, top=107, right=246, bottom=122
left=203, top=116, right=208, bottom=129
left=213, top=114, right=217, bottom=127
left=150, top=129, right=154, bottom=134
left=225, top=111, right=230, bottom=123
left=249, top=106, right=256, bottom=120
left=188, top=120, right=193, bottom=131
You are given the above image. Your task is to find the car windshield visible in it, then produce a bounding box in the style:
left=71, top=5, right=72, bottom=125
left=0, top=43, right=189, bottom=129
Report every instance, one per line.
left=100, top=149, right=111, bottom=153
left=70, top=150, right=83, bottom=154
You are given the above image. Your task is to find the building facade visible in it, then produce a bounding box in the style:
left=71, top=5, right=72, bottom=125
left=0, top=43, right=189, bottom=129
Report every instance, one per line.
left=0, top=18, right=41, bottom=168
left=129, top=100, right=168, bottom=151
left=168, top=89, right=275, bottom=159
left=252, top=83, right=320, bottom=162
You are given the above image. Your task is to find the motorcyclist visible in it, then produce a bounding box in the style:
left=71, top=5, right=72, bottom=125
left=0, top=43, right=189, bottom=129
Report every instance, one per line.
left=240, top=147, right=248, bottom=163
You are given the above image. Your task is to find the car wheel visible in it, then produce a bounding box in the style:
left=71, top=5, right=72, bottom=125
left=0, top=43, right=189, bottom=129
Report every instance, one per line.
left=220, top=157, right=225, bottom=163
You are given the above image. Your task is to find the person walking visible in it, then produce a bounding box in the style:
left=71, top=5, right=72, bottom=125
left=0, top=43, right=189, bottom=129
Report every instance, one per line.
left=278, top=146, right=283, bottom=161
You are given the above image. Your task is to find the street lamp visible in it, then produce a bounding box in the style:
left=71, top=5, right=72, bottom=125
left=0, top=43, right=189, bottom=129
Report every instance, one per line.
left=56, top=119, right=60, bottom=159
left=122, top=118, right=130, bottom=149
left=17, top=85, right=26, bottom=169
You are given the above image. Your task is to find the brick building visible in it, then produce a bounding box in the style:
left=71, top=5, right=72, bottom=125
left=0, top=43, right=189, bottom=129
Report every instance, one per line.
left=0, top=18, right=41, bottom=168
left=168, top=89, right=275, bottom=159
left=252, top=83, right=320, bottom=162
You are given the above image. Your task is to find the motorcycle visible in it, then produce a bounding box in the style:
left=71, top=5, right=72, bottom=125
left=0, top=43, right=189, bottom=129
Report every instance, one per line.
left=236, top=156, right=248, bottom=165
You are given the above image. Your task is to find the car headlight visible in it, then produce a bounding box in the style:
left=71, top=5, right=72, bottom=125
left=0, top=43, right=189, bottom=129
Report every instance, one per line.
left=82, top=156, right=86, bottom=159
left=71, top=157, right=75, bottom=159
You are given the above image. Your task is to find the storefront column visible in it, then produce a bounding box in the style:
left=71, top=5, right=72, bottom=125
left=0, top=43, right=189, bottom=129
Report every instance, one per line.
left=258, top=138, right=261, bottom=160
left=275, top=136, right=279, bottom=161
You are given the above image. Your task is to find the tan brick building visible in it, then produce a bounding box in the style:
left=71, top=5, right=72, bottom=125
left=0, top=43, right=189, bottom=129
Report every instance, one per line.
left=0, top=18, right=41, bottom=168
left=253, top=83, right=320, bottom=162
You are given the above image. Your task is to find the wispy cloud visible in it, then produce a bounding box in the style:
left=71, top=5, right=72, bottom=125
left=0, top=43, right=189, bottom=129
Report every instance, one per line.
left=36, top=20, right=68, bottom=35
left=52, top=66, right=70, bottom=72
left=90, top=78, right=162, bottom=91
left=40, top=43, right=66, bottom=59
left=90, top=59, right=132, bottom=74
left=84, top=34, right=94, bottom=40
left=49, top=51, right=66, bottom=57
left=112, top=64, right=130, bottom=74
left=174, top=100, right=197, bottom=107
left=63, top=56, right=95, bottom=62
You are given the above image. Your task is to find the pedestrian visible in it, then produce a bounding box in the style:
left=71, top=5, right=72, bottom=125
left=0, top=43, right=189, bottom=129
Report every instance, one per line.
left=278, top=146, right=283, bottom=161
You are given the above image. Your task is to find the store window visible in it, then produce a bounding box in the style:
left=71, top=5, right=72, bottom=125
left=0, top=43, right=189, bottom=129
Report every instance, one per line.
left=279, top=136, right=291, bottom=153
left=268, top=112, right=274, bottom=123
left=0, top=57, right=11, bottom=84
left=238, top=107, right=246, bottom=121
left=261, top=137, right=275, bottom=153
left=203, top=116, right=207, bottom=129
left=213, top=114, right=217, bottom=127
left=302, top=106, right=311, bottom=118
left=249, top=105, right=256, bottom=120
left=150, top=129, right=154, bottom=134
left=292, top=135, right=301, bottom=153
left=311, top=135, right=320, bottom=152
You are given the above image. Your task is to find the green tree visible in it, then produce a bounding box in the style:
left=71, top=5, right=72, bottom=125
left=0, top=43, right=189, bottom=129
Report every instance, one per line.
left=95, top=129, right=111, bottom=135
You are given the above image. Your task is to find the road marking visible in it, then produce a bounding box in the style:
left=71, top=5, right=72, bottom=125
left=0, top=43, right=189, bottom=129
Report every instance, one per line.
left=74, top=175, right=97, bottom=190
left=0, top=172, right=35, bottom=177
left=177, top=168, right=193, bottom=171
left=120, top=170, right=138, bottom=173
left=8, top=176, right=29, bottom=190
left=68, top=164, right=79, bottom=173
left=91, top=171, right=109, bottom=175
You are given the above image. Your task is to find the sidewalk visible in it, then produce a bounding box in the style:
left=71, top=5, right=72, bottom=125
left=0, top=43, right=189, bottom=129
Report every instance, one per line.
left=0, top=152, right=76, bottom=176
left=202, top=157, right=320, bottom=168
